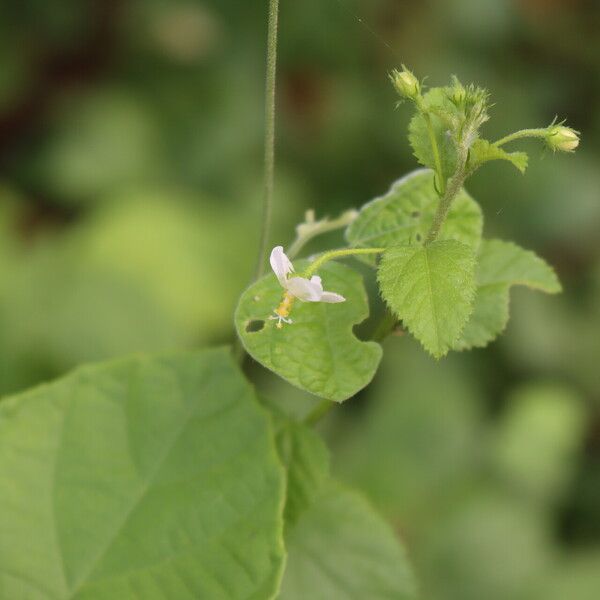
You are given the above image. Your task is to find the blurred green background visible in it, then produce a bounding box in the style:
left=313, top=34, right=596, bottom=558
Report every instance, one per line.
left=0, top=0, right=599, bottom=598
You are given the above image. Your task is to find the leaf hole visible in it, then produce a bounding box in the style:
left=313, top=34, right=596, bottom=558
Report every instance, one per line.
left=412, top=210, right=421, bottom=218
left=246, top=319, right=265, bottom=333
left=415, top=233, right=422, bottom=242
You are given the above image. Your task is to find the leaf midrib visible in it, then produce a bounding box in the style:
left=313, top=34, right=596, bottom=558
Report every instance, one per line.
left=422, top=246, right=441, bottom=354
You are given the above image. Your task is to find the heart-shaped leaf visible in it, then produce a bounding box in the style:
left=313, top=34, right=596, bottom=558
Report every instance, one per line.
left=378, top=240, right=476, bottom=358
left=0, top=349, right=285, bottom=600
left=345, top=169, right=482, bottom=265
left=235, top=261, right=382, bottom=402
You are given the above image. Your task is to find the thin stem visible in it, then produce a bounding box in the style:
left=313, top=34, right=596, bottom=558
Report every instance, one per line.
left=287, top=209, right=359, bottom=260
left=303, top=247, right=385, bottom=278
left=304, top=399, right=334, bottom=426
left=425, top=167, right=467, bottom=244
left=425, top=134, right=471, bottom=244
left=424, top=113, right=446, bottom=195
left=254, top=0, right=280, bottom=280
left=493, top=128, right=548, bottom=148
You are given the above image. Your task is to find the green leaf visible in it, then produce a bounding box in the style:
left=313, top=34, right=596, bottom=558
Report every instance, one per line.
left=276, top=422, right=416, bottom=600
left=468, top=139, right=528, bottom=174
left=0, top=349, right=286, bottom=599
left=378, top=240, right=476, bottom=358
left=345, top=169, right=482, bottom=265
left=454, top=239, right=561, bottom=350
left=280, top=481, right=416, bottom=600
left=408, top=88, right=459, bottom=183
left=235, top=261, right=382, bottom=402
left=274, top=420, right=329, bottom=526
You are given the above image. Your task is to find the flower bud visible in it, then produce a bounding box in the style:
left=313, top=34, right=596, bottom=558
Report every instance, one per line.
left=546, top=125, right=580, bottom=152
left=390, top=67, right=420, bottom=100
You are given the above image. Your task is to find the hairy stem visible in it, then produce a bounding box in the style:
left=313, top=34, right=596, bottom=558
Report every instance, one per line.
left=425, top=168, right=466, bottom=243
left=425, top=139, right=470, bottom=244
left=424, top=113, right=446, bottom=195
left=303, top=247, right=385, bottom=278
left=493, top=128, right=548, bottom=147
left=254, top=0, right=280, bottom=280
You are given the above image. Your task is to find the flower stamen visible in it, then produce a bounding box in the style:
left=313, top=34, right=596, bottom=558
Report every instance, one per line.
left=270, top=291, right=295, bottom=328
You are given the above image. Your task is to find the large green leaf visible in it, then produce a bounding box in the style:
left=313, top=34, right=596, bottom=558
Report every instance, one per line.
left=378, top=240, right=476, bottom=358
left=235, top=261, right=382, bottom=402
left=0, top=349, right=285, bottom=599
left=276, top=422, right=416, bottom=600
left=345, top=169, right=482, bottom=264
left=454, top=239, right=561, bottom=350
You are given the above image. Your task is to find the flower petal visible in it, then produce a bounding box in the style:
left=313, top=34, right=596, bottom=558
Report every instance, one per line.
left=320, top=291, right=346, bottom=303
left=270, top=246, right=294, bottom=286
left=286, top=276, right=323, bottom=302
left=309, top=276, right=323, bottom=293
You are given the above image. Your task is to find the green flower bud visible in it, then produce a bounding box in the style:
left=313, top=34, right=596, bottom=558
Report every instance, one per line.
left=546, top=125, right=580, bottom=152
left=390, top=67, right=420, bottom=100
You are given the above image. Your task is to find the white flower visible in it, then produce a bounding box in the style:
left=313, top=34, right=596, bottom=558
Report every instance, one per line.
left=269, top=246, right=345, bottom=328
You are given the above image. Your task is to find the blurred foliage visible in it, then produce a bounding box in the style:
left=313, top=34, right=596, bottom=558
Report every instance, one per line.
left=0, top=0, right=599, bottom=597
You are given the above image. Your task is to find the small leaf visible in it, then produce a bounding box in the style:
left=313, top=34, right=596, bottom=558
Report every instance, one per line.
left=455, top=239, right=561, bottom=350
left=408, top=88, right=460, bottom=183
left=235, top=261, right=382, bottom=402
left=345, top=169, right=483, bottom=265
left=276, top=421, right=416, bottom=600
left=378, top=240, right=476, bottom=358
left=469, top=139, right=529, bottom=174
left=0, top=349, right=286, bottom=600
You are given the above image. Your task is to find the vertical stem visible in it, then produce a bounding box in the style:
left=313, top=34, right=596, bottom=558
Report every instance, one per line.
left=255, top=0, right=281, bottom=280
left=423, top=113, right=446, bottom=195
left=425, top=140, right=469, bottom=244
left=424, top=164, right=467, bottom=244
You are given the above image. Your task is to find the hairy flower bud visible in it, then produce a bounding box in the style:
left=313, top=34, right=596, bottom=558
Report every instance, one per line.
left=546, top=125, right=580, bottom=152
left=390, top=67, right=420, bottom=101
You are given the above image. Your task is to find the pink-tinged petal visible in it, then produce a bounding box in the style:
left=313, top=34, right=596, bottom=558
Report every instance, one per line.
left=320, top=291, right=346, bottom=303
left=270, top=246, right=294, bottom=286
left=286, top=276, right=323, bottom=301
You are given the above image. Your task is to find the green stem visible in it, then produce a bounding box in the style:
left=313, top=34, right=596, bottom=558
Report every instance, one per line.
left=424, top=113, right=446, bottom=195
left=425, top=135, right=471, bottom=244
left=303, top=247, right=385, bottom=278
left=304, top=399, right=334, bottom=426
left=235, top=0, right=280, bottom=363
left=425, top=167, right=466, bottom=244
left=254, top=0, right=280, bottom=280
left=493, top=128, right=548, bottom=148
